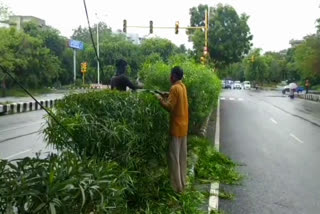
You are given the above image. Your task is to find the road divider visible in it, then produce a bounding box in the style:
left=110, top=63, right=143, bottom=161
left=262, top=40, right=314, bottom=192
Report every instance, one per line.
left=298, top=94, right=320, bottom=102
left=0, top=99, right=61, bottom=116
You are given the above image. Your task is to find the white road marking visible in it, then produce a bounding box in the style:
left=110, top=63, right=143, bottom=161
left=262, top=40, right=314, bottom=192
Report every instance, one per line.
left=229, top=97, right=235, bottom=101
left=290, top=133, right=304, bottom=144
left=238, top=98, right=244, bottom=101
left=4, top=149, right=32, bottom=160
left=208, top=99, right=221, bottom=212
left=220, top=97, right=226, bottom=100
left=270, top=118, right=278, bottom=124
left=0, top=121, right=43, bottom=133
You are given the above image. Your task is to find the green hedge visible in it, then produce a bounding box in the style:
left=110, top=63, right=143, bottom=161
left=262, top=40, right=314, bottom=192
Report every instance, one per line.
left=0, top=152, right=130, bottom=213
left=0, top=61, right=227, bottom=213
left=141, top=60, right=221, bottom=133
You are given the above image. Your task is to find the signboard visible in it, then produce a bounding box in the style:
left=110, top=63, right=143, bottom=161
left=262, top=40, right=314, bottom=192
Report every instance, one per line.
left=69, top=40, right=84, bottom=50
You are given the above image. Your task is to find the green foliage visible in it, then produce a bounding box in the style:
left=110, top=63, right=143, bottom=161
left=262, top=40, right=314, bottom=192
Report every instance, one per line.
left=141, top=59, right=221, bottom=133
left=294, top=35, right=320, bottom=84
left=188, top=4, right=252, bottom=67
left=44, top=90, right=217, bottom=213
left=0, top=152, right=130, bottom=213
left=189, top=136, right=242, bottom=185
left=140, top=38, right=179, bottom=62
left=45, top=90, right=169, bottom=164
left=0, top=28, right=63, bottom=89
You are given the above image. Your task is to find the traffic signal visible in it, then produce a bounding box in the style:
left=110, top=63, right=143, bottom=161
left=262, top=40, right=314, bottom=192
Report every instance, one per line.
left=251, top=55, right=255, bottom=63
left=123, top=19, right=127, bottom=33
left=175, top=21, right=179, bottom=34
left=203, top=46, right=208, bottom=56
left=81, top=62, right=88, bottom=73
left=200, top=56, right=205, bottom=64
left=149, top=20, right=153, bottom=34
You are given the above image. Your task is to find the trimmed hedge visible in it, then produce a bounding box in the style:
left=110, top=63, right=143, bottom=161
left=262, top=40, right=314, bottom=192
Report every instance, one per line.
left=0, top=61, right=226, bottom=213
left=141, top=60, right=221, bottom=133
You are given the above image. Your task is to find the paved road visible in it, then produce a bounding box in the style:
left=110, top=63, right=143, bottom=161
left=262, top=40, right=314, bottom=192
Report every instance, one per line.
left=219, top=89, right=320, bottom=214
left=0, top=110, right=54, bottom=160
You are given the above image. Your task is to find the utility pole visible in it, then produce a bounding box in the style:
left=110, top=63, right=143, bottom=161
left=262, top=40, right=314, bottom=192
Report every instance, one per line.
left=205, top=9, right=209, bottom=56
left=73, top=49, right=76, bottom=83
left=97, top=23, right=100, bottom=84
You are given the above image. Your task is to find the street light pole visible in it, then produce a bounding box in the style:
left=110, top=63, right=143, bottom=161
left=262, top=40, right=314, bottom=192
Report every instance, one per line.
left=96, top=22, right=100, bottom=84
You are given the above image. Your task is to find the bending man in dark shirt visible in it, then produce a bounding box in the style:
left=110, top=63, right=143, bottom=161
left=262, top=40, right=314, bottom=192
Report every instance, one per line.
left=110, top=59, right=136, bottom=91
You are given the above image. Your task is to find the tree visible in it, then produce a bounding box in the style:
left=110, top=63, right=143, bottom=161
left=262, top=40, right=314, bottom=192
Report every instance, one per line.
left=23, top=22, right=67, bottom=58
left=71, top=22, right=112, bottom=44
left=0, top=28, right=63, bottom=89
left=294, top=35, right=320, bottom=84
left=140, top=38, right=179, bottom=62
left=244, top=49, right=268, bottom=84
left=188, top=4, right=253, bottom=67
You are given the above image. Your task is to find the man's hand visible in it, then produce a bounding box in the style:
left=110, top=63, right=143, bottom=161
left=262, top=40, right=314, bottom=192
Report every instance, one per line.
left=155, top=94, right=162, bottom=101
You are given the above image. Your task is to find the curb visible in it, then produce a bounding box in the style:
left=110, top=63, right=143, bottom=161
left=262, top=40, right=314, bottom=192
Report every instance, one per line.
left=69, top=85, right=110, bottom=90
left=297, top=94, right=320, bottom=102
left=0, top=99, right=61, bottom=116
left=208, top=99, right=220, bottom=213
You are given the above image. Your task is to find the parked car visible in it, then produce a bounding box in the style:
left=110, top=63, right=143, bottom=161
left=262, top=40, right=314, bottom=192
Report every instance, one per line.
left=243, top=81, right=251, bottom=89
left=221, top=80, right=225, bottom=88
left=233, top=81, right=242, bottom=89
left=224, top=80, right=232, bottom=89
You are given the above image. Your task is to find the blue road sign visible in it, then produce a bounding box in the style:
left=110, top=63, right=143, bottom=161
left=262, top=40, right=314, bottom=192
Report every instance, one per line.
left=69, top=40, right=84, bottom=50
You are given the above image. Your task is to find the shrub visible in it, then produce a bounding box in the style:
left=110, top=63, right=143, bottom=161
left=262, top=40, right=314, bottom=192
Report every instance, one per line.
left=141, top=59, right=221, bottom=133
left=44, top=90, right=172, bottom=211
left=45, top=91, right=169, bottom=166
left=189, top=136, right=242, bottom=185
left=0, top=152, right=130, bottom=214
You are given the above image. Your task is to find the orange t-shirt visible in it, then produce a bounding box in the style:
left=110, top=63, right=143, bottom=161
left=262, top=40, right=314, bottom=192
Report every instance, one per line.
left=161, top=81, right=189, bottom=137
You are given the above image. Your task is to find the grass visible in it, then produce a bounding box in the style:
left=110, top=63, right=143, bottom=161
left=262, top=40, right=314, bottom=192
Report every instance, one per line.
left=1, top=88, right=53, bottom=97
left=0, top=101, right=11, bottom=105
left=312, top=84, right=320, bottom=91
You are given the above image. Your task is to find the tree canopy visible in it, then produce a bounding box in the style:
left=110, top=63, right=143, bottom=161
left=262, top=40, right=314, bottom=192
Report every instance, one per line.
left=188, top=4, right=253, bottom=67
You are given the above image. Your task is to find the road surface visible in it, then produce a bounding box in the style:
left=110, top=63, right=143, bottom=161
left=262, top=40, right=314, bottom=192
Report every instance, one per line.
left=0, top=110, right=54, bottom=160
left=219, top=89, right=320, bottom=214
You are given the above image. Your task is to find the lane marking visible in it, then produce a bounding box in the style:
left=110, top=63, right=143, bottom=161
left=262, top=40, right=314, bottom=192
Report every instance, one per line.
left=4, top=149, right=32, bottom=160
left=270, top=118, right=278, bottom=124
left=208, top=99, right=220, bottom=213
left=0, top=120, right=43, bottom=133
left=220, top=97, right=226, bottom=100
left=0, top=131, right=41, bottom=144
left=229, top=97, right=235, bottom=101
left=290, top=133, right=304, bottom=144
left=238, top=98, right=244, bottom=101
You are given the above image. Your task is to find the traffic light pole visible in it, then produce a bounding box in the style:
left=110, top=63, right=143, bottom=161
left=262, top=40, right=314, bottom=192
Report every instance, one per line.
left=73, top=49, right=76, bottom=84
left=124, top=12, right=210, bottom=64
left=97, top=23, right=100, bottom=84
left=205, top=10, right=208, bottom=55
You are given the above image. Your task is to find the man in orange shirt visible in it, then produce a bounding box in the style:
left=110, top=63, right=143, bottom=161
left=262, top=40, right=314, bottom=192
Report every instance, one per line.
left=157, top=66, right=189, bottom=193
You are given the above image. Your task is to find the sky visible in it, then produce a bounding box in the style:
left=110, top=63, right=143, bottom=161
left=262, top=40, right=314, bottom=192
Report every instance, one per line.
left=2, top=0, right=320, bottom=52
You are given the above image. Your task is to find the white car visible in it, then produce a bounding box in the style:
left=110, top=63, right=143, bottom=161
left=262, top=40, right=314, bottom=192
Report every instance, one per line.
left=233, top=81, right=242, bottom=90
left=243, top=81, right=251, bottom=89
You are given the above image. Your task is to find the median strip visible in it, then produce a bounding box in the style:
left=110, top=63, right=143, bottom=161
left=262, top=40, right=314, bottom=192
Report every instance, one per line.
left=0, top=99, right=61, bottom=116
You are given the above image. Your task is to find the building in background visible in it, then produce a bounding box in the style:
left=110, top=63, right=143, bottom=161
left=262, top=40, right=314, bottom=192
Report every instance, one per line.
left=289, top=39, right=303, bottom=48
left=0, top=15, right=45, bottom=30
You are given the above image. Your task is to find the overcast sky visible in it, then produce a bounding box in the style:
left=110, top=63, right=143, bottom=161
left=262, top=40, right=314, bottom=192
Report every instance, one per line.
left=2, top=0, right=320, bottom=52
